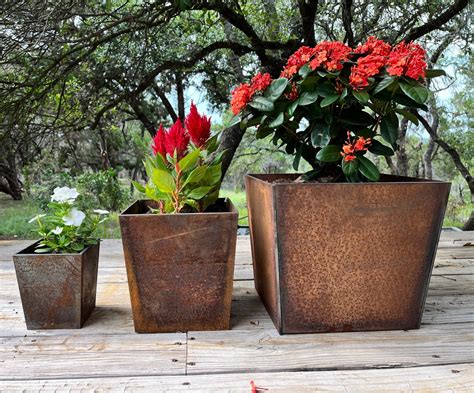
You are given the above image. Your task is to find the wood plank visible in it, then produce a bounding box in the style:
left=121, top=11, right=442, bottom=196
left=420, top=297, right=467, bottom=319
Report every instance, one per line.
left=0, top=364, right=473, bottom=392
left=0, top=333, right=186, bottom=380
left=186, top=323, right=474, bottom=374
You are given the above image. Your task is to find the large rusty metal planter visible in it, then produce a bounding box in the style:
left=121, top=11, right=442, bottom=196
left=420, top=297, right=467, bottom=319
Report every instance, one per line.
left=245, top=173, right=450, bottom=334
left=119, top=198, right=238, bottom=333
left=13, top=243, right=100, bottom=329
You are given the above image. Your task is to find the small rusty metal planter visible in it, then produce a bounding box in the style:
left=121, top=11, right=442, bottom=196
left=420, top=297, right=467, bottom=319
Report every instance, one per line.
left=245, top=173, right=450, bottom=334
left=13, top=243, right=100, bottom=329
left=119, top=198, right=238, bottom=333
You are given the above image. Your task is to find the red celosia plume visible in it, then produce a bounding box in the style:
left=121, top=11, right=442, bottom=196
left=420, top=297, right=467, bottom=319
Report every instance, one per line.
left=152, top=124, right=167, bottom=157
left=185, top=102, right=211, bottom=147
left=165, top=119, right=190, bottom=159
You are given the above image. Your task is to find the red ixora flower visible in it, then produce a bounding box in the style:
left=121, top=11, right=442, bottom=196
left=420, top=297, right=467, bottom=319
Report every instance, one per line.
left=230, top=72, right=272, bottom=115
left=165, top=119, right=190, bottom=160
left=354, top=36, right=391, bottom=57
left=280, top=46, right=317, bottom=78
left=341, top=132, right=371, bottom=161
left=152, top=124, right=167, bottom=157
left=185, top=102, right=211, bottom=147
left=387, top=41, right=427, bottom=80
left=285, top=82, right=298, bottom=101
left=251, top=72, right=272, bottom=91
left=309, top=41, right=352, bottom=72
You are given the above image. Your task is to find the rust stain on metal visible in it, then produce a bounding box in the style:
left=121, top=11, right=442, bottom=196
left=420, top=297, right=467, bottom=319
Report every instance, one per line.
left=13, top=243, right=100, bottom=330
left=119, top=198, right=238, bottom=333
left=246, top=173, right=451, bottom=334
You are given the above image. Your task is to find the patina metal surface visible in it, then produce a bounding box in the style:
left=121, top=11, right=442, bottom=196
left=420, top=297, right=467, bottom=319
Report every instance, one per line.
left=246, top=173, right=451, bottom=334
left=119, top=198, right=238, bottom=333
left=13, top=243, right=99, bottom=329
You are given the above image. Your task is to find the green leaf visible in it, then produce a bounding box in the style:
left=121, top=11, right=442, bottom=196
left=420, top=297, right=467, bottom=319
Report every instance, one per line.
left=268, top=112, right=284, bottom=128
left=256, top=126, right=273, bottom=139
left=425, top=69, right=446, bottom=78
left=248, top=96, right=274, bottom=112
left=178, top=148, right=201, bottom=172
left=187, top=186, right=213, bottom=200
left=298, top=91, right=319, bottom=106
left=338, top=111, right=375, bottom=127
left=400, top=81, right=429, bottom=104
left=353, top=90, right=369, bottom=104
left=373, top=76, right=396, bottom=95
left=184, top=166, right=207, bottom=185
left=288, top=99, right=299, bottom=116
left=315, top=81, right=336, bottom=97
left=320, top=94, right=339, bottom=107
left=132, top=180, right=146, bottom=194
left=310, top=122, right=330, bottom=147
left=227, top=115, right=241, bottom=127
left=154, top=153, right=168, bottom=170
left=396, top=108, right=419, bottom=125
left=342, top=158, right=359, bottom=176
left=151, top=168, right=175, bottom=193
left=298, top=63, right=312, bottom=78
left=202, top=163, right=222, bottom=185
left=380, top=111, right=399, bottom=146
left=293, top=145, right=302, bottom=170
left=358, top=156, right=380, bottom=182
left=368, top=139, right=395, bottom=156
left=316, top=145, right=342, bottom=162
left=265, top=78, right=289, bottom=101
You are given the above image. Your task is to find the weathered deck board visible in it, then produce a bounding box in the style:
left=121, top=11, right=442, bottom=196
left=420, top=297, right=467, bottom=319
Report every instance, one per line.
left=0, top=232, right=473, bottom=391
left=0, top=364, right=473, bottom=392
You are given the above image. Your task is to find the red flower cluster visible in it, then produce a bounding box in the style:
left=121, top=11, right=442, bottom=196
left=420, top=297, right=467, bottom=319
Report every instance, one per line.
left=341, top=132, right=371, bottom=162
left=387, top=41, right=427, bottom=80
left=309, top=41, right=352, bottom=72
left=285, top=82, right=298, bottom=101
left=350, top=37, right=392, bottom=90
left=185, top=102, right=211, bottom=147
left=230, top=72, right=273, bottom=115
left=280, top=46, right=316, bottom=78
left=152, top=105, right=212, bottom=159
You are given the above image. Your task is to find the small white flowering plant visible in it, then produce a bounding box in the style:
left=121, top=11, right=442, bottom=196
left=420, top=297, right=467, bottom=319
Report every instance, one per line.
left=29, top=187, right=109, bottom=254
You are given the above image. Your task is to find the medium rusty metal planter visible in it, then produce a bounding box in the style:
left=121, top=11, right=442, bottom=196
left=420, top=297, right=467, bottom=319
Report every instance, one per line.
left=245, top=173, right=450, bottom=334
left=119, top=198, right=238, bottom=333
left=13, top=243, right=100, bottom=330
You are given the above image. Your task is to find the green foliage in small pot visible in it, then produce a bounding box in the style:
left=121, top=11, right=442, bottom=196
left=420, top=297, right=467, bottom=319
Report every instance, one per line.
left=230, top=37, right=446, bottom=182
left=29, top=187, right=109, bottom=253
left=133, top=103, right=223, bottom=213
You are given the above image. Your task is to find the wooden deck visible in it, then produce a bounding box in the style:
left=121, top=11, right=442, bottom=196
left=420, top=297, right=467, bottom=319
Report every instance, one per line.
left=0, top=232, right=473, bottom=392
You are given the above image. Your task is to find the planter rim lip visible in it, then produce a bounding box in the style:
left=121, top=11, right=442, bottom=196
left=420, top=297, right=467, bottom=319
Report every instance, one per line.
left=246, top=173, right=451, bottom=187
left=119, top=197, right=239, bottom=217
left=13, top=240, right=99, bottom=257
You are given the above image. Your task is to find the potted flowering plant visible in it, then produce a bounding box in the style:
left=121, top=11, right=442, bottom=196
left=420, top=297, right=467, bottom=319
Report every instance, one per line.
left=13, top=187, right=109, bottom=329
left=120, top=103, right=238, bottom=333
left=231, top=37, right=450, bottom=334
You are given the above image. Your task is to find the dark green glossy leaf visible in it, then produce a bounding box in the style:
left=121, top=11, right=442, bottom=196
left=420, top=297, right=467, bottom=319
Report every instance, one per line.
left=396, top=108, right=419, bottom=125
left=321, top=94, right=339, bottom=107
left=248, top=96, right=274, bottom=112
left=342, top=158, right=359, bottom=176
left=256, top=126, right=273, bottom=139
left=265, top=78, right=289, bottom=101
left=373, top=77, right=396, bottom=95
left=425, top=69, right=446, bottom=78
left=268, top=112, right=284, bottom=128
left=316, top=145, right=341, bottom=162
left=298, top=64, right=312, bottom=78
left=358, top=156, right=380, bottom=182
left=338, top=111, right=375, bottom=127
left=353, top=90, right=369, bottom=104
left=368, top=139, right=395, bottom=156
left=298, top=91, right=319, bottom=106
left=314, top=81, right=336, bottom=97
left=288, top=100, right=299, bottom=116
left=400, top=81, right=428, bottom=104
left=380, top=111, right=399, bottom=146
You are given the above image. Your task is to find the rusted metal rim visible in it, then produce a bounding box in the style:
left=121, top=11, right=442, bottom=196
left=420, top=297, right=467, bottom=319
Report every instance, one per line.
left=14, top=240, right=100, bottom=256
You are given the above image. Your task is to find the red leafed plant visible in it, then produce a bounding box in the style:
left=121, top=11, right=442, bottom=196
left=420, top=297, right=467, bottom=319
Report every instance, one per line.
left=229, top=37, right=445, bottom=182
left=133, top=103, right=223, bottom=213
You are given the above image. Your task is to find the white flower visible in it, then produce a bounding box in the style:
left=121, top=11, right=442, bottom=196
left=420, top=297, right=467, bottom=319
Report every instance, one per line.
left=51, top=187, right=79, bottom=203
left=63, top=209, right=86, bottom=226
left=51, top=226, right=63, bottom=235
left=28, top=214, right=46, bottom=224
left=94, top=209, right=109, bottom=215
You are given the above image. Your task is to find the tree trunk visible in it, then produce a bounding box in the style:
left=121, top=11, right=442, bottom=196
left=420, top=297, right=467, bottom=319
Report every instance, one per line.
left=396, top=118, right=409, bottom=176
left=462, top=211, right=474, bottom=231
left=424, top=138, right=435, bottom=180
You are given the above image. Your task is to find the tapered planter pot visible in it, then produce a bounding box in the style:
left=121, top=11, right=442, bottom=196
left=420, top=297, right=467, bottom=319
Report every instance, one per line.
left=119, top=198, right=238, bottom=333
left=245, top=173, right=450, bottom=334
left=13, top=243, right=100, bottom=329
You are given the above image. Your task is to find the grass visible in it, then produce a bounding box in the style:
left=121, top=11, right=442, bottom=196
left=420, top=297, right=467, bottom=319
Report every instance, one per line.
left=0, top=190, right=471, bottom=239
left=220, top=189, right=248, bottom=226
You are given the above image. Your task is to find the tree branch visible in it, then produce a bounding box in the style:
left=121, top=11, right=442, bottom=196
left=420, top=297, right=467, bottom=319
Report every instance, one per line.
left=341, top=0, right=355, bottom=47
left=402, top=0, right=469, bottom=42
left=297, top=0, right=319, bottom=46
